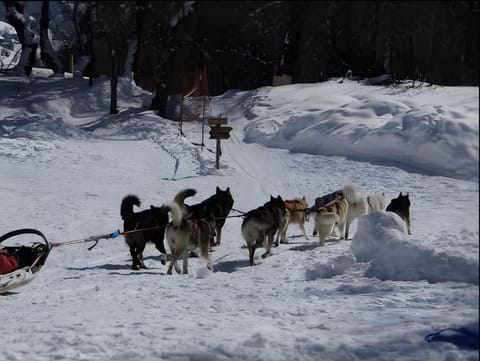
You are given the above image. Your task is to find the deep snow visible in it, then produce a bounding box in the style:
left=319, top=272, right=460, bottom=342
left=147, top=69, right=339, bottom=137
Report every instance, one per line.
left=0, top=72, right=478, bottom=361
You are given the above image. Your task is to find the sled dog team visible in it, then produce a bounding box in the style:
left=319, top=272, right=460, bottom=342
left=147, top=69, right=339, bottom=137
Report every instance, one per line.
left=121, top=184, right=411, bottom=272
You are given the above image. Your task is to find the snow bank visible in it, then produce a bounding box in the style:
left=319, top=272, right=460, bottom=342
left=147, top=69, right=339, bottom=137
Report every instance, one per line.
left=241, top=80, right=479, bottom=181
left=0, top=114, right=86, bottom=139
left=351, top=212, right=479, bottom=284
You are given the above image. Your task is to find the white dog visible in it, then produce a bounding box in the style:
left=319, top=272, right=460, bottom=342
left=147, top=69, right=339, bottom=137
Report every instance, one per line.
left=343, top=184, right=367, bottom=239
left=313, top=196, right=348, bottom=246
left=367, top=193, right=386, bottom=213
left=315, top=212, right=341, bottom=247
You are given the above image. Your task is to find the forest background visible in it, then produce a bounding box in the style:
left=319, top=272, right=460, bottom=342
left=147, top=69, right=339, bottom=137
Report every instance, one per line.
left=1, top=1, right=479, bottom=116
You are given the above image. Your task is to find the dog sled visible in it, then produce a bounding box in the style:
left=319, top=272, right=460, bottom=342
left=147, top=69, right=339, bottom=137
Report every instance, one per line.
left=0, top=229, right=51, bottom=293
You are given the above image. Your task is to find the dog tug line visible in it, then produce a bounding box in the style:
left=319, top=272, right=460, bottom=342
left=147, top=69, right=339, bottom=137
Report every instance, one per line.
left=50, top=209, right=248, bottom=250
left=0, top=209, right=247, bottom=293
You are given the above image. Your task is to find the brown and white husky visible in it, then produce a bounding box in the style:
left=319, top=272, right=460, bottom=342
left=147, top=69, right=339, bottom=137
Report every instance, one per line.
left=313, top=196, right=348, bottom=246
left=275, top=197, right=310, bottom=246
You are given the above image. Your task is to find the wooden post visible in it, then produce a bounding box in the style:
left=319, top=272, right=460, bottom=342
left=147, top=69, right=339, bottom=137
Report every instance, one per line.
left=208, top=117, right=231, bottom=170
left=216, top=139, right=221, bottom=169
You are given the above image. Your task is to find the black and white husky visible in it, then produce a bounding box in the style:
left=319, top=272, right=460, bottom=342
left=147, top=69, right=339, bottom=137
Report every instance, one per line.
left=164, top=189, right=214, bottom=275
left=185, top=186, right=234, bottom=246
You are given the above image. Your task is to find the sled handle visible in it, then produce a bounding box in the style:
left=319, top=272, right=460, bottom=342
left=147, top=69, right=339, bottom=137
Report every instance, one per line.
left=0, top=228, right=49, bottom=248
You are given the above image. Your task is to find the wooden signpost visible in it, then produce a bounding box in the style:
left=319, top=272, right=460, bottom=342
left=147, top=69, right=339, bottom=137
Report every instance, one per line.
left=208, top=117, right=232, bottom=169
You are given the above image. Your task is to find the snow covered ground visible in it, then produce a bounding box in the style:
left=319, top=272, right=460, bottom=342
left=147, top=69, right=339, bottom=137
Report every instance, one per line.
left=0, top=73, right=478, bottom=361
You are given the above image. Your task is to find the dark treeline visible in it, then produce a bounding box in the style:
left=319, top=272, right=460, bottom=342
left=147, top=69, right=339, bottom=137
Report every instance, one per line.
left=3, top=1, right=479, bottom=117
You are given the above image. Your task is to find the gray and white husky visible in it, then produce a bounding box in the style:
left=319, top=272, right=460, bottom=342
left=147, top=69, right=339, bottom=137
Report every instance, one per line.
left=241, top=195, right=286, bottom=266
left=164, top=189, right=214, bottom=275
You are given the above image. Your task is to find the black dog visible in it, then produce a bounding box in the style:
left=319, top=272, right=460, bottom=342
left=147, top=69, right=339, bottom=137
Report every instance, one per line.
left=120, top=195, right=169, bottom=270
left=312, top=189, right=344, bottom=211
left=185, top=186, right=234, bottom=246
left=386, top=192, right=411, bottom=235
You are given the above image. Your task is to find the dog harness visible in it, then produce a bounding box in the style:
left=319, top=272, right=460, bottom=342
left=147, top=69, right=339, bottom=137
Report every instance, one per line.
left=284, top=199, right=303, bottom=210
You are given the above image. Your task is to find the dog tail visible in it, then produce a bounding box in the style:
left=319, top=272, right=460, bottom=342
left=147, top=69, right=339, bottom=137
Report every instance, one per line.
left=165, top=201, right=183, bottom=226
left=121, top=194, right=141, bottom=220
left=343, top=184, right=359, bottom=202
left=173, top=188, right=197, bottom=208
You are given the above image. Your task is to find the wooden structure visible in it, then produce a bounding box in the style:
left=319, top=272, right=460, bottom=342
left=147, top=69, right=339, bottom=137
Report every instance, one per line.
left=208, top=117, right=232, bottom=169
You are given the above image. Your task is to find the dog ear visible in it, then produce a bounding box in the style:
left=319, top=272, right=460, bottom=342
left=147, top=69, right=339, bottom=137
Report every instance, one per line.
left=399, top=192, right=402, bottom=197
left=216, top=186, right=221, bottom=193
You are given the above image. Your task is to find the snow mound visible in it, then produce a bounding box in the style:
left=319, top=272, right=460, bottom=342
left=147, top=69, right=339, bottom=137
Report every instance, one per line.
left=351, top=212, right=479, bottom=284
left=305, top=254, right=356, bottom=280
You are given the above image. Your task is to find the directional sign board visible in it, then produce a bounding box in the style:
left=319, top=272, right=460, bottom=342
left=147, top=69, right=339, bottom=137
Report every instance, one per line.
left=208, top=117, right=228, bottom=126
left=208, top=117, right=231, bottom=169
left=209, top=126, right=232, bottom=139
left=208, top=117, right=231, bottom=140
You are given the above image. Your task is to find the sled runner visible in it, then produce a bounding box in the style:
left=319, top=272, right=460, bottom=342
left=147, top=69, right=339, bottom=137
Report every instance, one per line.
left=0, top=229, right=51, bottom=293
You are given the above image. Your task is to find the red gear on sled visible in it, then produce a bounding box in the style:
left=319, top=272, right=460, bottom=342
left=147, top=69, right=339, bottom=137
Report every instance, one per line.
left=0, top=249, right=18, bottom=274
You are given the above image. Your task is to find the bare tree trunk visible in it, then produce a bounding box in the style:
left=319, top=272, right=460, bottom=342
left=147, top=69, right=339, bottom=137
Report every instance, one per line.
left=110, top=49, right=118, bottom=114
left=4, top=0, right=36, bottom=75
left=87, top=5, right=94, bottom=86
left=40, top=0, right=62, bottom=72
